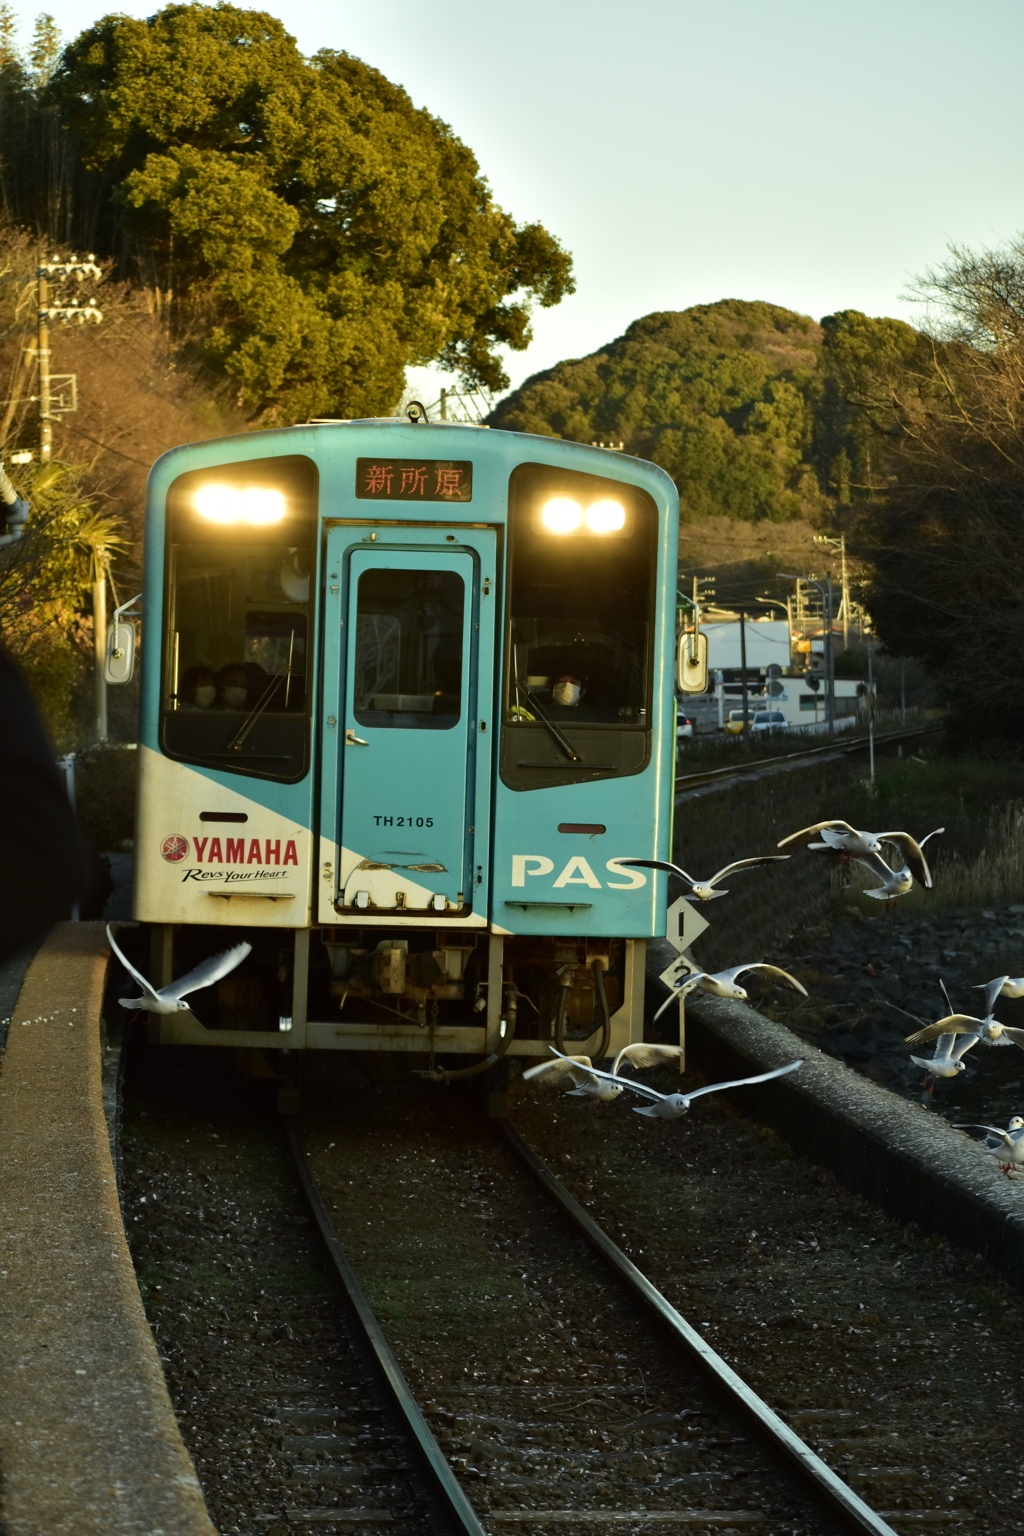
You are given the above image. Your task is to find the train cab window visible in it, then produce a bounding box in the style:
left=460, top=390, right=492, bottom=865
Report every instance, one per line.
left=160, top=455, right=317, bottom=783
left=353, top=568, right=464, bottom=730
left=501, top=463, right=656, bottom=791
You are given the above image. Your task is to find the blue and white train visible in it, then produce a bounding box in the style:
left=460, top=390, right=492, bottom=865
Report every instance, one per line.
left=129, top=413, right=693, bottom=1073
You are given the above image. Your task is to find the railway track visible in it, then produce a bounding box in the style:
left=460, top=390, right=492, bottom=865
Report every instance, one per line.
left=292, top=1089, right=897, bottom=1536
left=674, top=723, right=943, bottom=795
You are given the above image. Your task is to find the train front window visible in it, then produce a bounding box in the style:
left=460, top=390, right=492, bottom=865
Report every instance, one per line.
left=353, top=568, right=464, bottom=730
left=501, top=463, right=656, bottom=791
left=160, top=455, right=317, bottom=783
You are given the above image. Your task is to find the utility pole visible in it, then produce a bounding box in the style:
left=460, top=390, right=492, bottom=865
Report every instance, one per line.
left=738, top=609, right=750, bottom=737
left=814, top=533, right=850, bottom=649
left=93, top=547, right=108, bottom=742
left=37, top=267, right=51, bottom=462
left=824, top=574, right=835, bottom=740
left=36, top=254, right=103, bottom=462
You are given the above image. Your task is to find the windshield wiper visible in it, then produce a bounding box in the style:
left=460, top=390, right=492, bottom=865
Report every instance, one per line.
left=511, top=646, right=583, bottom=763
left=520, top=685, right=584, bottom=763
left=226, top=630, right=296, bottom=753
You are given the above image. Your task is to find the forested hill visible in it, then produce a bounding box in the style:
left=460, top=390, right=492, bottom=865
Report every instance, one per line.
left=488, top=299, right=912, bottom=525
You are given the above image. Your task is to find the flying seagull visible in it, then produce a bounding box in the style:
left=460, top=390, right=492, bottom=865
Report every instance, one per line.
left=909, top=1032, right=980, bottom=1084
left=522, top=1053, right=624, bottom=1101
left=778, top=822, right=943, bottom=888
left=654, top=962, right=807, bottom=1021
left=615, top=855, right=789, bottom=902
left=544, top=1047, right=802, bottom=1119
left=904, top=1013, right=1024, bottom=1050
left=523, top=1044, right=685, bottom=1100
left=107, top=923, right=252, bottom=1014
left=974, top=975, right=1024, bottom=1018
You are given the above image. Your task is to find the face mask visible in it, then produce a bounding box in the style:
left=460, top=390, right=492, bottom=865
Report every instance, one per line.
left=195, top=685, right=216, bottom=708
left=553, top=681, right=581, bottom=707
left=224, top=686, right=248, bottom=708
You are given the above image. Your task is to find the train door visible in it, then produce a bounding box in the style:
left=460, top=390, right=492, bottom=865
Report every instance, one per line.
left=321, top=529, right=495, bottom=918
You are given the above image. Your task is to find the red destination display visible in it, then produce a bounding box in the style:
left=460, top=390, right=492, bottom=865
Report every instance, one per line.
left=355, top=458, right=473, bottom=502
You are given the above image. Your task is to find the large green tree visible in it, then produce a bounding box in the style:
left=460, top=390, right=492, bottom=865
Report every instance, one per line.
left=46, top=3, right=573, bottom=420
left=486, top=301, right=828, bottom=522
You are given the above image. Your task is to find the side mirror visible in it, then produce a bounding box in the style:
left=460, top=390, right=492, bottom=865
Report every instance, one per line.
left=677, top=630, right=708, bottom=694
left=104, top=618, right=136, bottom=684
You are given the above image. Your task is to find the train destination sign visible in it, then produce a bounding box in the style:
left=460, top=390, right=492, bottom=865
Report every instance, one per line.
left=355, top=458, right=473, bottom=502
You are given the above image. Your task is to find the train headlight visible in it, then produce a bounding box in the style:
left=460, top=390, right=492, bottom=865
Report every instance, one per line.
left=195, top=485, right=287, bottom=525
left=585, top=499, right=625, bottom=533
left=540, top=497, right=582, bottom=534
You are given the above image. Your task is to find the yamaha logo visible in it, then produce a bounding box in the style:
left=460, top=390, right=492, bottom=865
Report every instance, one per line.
left=161, top=834, right=190, bottom=863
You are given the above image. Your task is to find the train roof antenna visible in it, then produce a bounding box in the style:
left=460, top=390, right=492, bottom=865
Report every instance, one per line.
left=406, top=400, right=429, bottom=423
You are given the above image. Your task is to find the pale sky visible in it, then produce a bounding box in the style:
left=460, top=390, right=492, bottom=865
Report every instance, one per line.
left=19, top=0, right=1024, bottom=406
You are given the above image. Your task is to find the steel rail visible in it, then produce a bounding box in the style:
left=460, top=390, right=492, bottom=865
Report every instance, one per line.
left=285, top=1121, right=489, bottom=1536
left=497, top=1117, right=899, bottom=1536
left=675, top=721, right=943, bottom=795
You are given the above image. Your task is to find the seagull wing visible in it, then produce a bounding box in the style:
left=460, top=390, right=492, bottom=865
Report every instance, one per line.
left=681, top=1060, right=803, bottom=1104
left=850, top=849, right=898, bottom=882
left=728, top=963, right=808, bottom=997
left=547, top=1046, right=663, bottom=1101
left=708, top=855, right=790, bottom=887
left=523, top=1055, right=592, bottom=1083
left=612, top=1043, right=684, bottom=1074
left=877, top=831, right=936, bottom=888
left=975, top=977, right=1010, bottom=1019
left=999, top=1026, right=1024, bottom=1048
left=939, top=978, right=957, bottom=1017
left=653, top=984, right=704, bottom=1022
left=615, top=858, right=695, bottom=884
left=163, top=942, right=253, bottom=1001
left=954, top=1123, right=1013, bottom=1145
left=776, top=821, right=853, bottom=849
left=105, top=923, right=159, bottom=1001
left=904, top=1015, right=984, bottom=1046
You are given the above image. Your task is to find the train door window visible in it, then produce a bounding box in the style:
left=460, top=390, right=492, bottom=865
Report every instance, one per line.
left=160, top=455, right=317, bottom=783
left=353, top=568, right=464, bottom=730
left=501, top=462, right=656, bottom=791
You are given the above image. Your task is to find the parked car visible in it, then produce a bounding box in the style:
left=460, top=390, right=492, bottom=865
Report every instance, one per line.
left=724, top=709, right=746, bottom=734
left=677, top=712, right=696, bottom=743
left=751, top=709, right=787, bottom=734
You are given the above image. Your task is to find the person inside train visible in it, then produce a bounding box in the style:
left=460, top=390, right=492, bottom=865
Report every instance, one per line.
left=178, top=664, right=217, bottom=710
left=218, top=662, right=251, bottom=711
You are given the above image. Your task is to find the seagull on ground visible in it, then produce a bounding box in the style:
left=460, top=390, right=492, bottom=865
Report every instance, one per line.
left=615, top=855, right=789, bottom=902
left=107, top=923, right=252, bottom=1014
left=544, top=1047, right=802, bottom=1119
left=954, top=1117, right=1024, bottom=1176
left=654, top=962, right=807, bottom=1021
left=778, top=822, right=944, bottom=888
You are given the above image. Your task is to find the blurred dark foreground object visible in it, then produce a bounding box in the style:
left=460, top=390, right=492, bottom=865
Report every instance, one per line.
left=0, top=649, right=84, bottom=961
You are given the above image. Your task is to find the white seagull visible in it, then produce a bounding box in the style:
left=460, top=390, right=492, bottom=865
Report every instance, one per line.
left=523, top=1054, right=624, bottom=1102
left=904, top=1013, right=1024, bottom=1050
left=778, top=822, right=944, bottom=888
left=654, top=962, right=807, bottom=1021
left=849, top=850, right=915, bottom=901
left=615, top=855, right=789, bottom=902
left=523, top=1044, right=684, bottom=1101
left=954, top=1117, right=1024, bottom=1176
left=974, top=975, right=1024, bottom=1017
left=107, top=923, right=252, bottom=1014
left=545, top=1047, right=802, bottom=1119
left=909, top=1032, right=980, bottom=1083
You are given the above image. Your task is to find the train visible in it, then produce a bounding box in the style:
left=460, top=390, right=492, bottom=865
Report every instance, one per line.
left=123, top=408, right=701, bottom=1079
